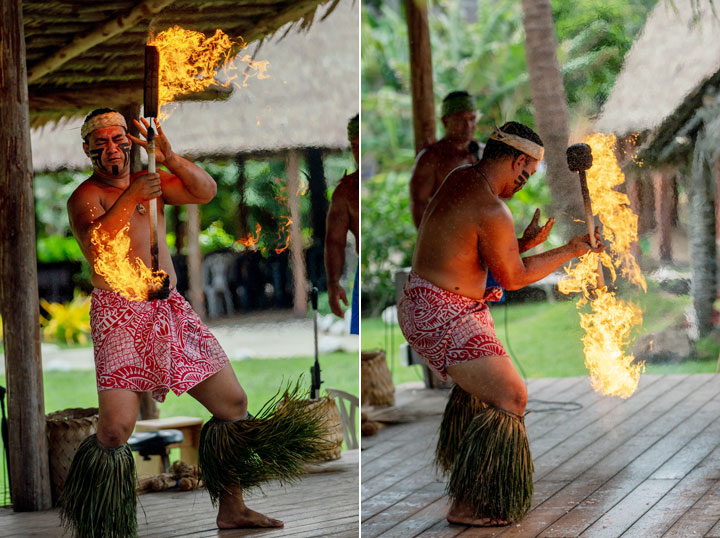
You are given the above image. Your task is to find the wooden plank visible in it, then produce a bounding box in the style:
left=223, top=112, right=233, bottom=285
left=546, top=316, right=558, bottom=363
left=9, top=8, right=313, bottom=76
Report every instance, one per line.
left=0, top=0, right=52, bottom=512
left=663, top=481, right=720, bottom=536
left=536, top=376, right=720, bottom=537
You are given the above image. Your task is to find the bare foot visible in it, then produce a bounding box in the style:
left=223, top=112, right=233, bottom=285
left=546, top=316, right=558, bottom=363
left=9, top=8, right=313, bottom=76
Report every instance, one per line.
left=446, top=500, right=510, bottom=527
left=217, top=489, right=284, bottom=529
left=217, top=505, right=284, bottom=529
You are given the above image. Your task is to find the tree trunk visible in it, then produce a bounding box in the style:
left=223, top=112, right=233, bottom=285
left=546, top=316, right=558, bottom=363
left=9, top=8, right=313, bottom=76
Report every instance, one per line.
left=405, top=0, right=436, bottom=153
left=689, top=136, right=716, bottom=337
left=521, top=0, right=584, bottom=240
left=305, top=148, right=328, bottom=246
left=0, top=0, right=52, bottom=511
left=235, top=155, right=249, bottom=240
left=286, top=150, right=308, bottom=317
left=653, top=170, right=674, bottom=264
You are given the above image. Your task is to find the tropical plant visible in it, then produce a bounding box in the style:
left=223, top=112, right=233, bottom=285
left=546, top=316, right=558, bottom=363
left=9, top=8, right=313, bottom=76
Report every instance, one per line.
left=40, top=292, right=91, bottom=346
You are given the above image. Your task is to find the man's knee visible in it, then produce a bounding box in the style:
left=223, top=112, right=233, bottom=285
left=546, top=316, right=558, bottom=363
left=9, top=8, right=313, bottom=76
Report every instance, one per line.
left=96, top=420, right=134, bottom=448
left=503, top=380, right=527, bottom=415
left=214, top=388, right=248, bottom=422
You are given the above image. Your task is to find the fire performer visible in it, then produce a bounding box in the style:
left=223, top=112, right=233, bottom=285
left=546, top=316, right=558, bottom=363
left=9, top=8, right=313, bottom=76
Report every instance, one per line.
left=409, top=90, right=482, bottom=229
left=397, top=121, right=604, bottom=526
left=63, top=108, right=327, bottom=537
left=325, top=114, right=359, bottom=334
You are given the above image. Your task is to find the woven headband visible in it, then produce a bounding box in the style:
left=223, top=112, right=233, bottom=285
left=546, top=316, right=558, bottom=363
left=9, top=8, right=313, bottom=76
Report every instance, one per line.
left=81, top=112, right=127, bottom=140
left=441, top=93, right=475, bottom=118
left=489, top=129, right=544, bottom=161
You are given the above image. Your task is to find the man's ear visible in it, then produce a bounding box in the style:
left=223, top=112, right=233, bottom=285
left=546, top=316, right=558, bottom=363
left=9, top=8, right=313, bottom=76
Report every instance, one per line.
left=82, top=142, right=90, bottom=158
left=511, top=154, right=527, bottom=171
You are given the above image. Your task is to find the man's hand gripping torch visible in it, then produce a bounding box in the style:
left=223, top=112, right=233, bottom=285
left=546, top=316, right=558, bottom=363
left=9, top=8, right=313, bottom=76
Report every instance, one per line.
left=567, top=143, right=605, bottom=289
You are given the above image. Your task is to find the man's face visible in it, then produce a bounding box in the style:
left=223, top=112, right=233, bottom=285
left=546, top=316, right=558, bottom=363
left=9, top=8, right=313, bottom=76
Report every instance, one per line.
left=83, top=125, right=131, bottom=176
left=443, top=110, right=477, bottom=143
left=506, top=155, right=539, bottom=198
left=350, top=136, right=359, bottom=165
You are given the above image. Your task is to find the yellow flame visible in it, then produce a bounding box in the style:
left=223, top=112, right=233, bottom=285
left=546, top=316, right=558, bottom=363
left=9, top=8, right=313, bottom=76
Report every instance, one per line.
left=559, top=133, right=646, bottom=398
left=149, top=26, right=270, bottom=117
left=274, top=217, right=292, bottom=254
left=91, top=224, right=166, bottom=301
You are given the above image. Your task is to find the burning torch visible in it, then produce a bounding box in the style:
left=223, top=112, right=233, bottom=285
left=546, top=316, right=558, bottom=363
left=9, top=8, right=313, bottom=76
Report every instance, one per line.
left=144, top=45, right=170, bottom=300
left=567, top=143, right=605, bottom=289
left=309, top=287, right=323, bottom=400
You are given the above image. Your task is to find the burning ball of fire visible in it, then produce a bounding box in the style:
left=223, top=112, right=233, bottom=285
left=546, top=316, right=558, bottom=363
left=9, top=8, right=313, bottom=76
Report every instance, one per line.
left=559, top=133, right=647, bottom=398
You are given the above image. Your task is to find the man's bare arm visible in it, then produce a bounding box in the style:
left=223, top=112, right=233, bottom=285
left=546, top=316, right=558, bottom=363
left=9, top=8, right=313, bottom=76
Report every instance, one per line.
left=409, top=149, right=436, bottom=229
left=325, top=184, right=351, bottom=317
left=478, top=208, right=601, bottom=290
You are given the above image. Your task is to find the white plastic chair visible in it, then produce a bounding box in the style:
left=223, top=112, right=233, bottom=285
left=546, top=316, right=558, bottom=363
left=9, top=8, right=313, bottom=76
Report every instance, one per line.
left=326, top=388, right=359, bottom=450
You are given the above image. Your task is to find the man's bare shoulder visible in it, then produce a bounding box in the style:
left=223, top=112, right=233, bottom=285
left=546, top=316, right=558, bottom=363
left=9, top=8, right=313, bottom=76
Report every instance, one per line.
left=67, top=178, right=103, bottom=210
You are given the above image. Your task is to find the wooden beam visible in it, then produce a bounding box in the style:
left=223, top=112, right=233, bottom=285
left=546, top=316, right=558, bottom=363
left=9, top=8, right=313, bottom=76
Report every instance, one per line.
left=405, top=0, right=436, bottom=153
left=26, top=0, right=176, bottom=84
left=286, top=150, right=308, bottom=317
left=0, top=0, right=52, bottom=511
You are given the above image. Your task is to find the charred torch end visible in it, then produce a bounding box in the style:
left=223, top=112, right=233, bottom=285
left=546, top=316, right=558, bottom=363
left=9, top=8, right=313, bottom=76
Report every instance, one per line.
left=566, top=143, right=593, bottom=173
left=147, top=271, right=171, bottom=301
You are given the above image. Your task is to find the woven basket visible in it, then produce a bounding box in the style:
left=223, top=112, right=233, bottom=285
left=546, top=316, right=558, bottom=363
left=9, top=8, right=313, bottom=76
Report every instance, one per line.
left=46, top=407, right=99, bottom=505
left=361, top=350, right=395, bottom=407
left=307, top=396, right=343, bottom=462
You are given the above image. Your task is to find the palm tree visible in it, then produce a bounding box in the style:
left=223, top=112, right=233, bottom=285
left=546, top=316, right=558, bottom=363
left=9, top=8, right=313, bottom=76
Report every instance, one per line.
left=521, top=0, right=585, bottom=239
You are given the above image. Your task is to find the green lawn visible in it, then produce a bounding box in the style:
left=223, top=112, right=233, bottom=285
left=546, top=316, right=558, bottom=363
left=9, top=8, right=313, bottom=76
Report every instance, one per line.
left=362, top=283, right=708, bottom=384
left=0, top=353, right=357, bottom=506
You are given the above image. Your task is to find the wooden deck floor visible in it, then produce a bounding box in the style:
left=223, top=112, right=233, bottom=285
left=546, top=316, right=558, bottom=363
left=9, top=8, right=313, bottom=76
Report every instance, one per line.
left=0, top=450, right=358, bottom=537
left=362, top=374, right=720, bottom=537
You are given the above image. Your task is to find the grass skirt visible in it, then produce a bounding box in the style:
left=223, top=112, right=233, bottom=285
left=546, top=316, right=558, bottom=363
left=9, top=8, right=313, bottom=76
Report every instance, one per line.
left=59, top=434, right=137, bottom=538
left=435, top=384, right=486, bottom=474
left=199, top=381, right=330, bottom=504
left=447, top=406, right=533, bottom=522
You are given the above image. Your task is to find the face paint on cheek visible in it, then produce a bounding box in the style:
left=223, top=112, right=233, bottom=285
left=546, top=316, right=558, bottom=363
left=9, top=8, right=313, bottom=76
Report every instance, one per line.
left=119, top=142, right=131, bottom=168
left=89, top=148, right=106, bottom=172
left=514, top=170, right=530, bottom=192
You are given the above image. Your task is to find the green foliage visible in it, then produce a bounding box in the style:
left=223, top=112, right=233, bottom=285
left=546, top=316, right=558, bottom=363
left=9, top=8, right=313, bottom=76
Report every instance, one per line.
left=360, top=171, right=416, bottom=314
left=199, top=220, right=237, bottom=254
left=40, top=292, right=91, bottom=346
left=36, top=236, right=84, bottom=263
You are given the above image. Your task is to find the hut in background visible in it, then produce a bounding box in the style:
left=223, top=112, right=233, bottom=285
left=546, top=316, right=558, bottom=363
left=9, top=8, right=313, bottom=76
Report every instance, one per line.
left=597, top=0, right=720, bottom=336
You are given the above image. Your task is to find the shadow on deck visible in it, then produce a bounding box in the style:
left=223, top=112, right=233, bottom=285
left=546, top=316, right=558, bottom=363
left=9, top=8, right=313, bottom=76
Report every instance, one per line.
left=362, top=375, right=720, bottom=537
left=1, top=450, right=358, bottom=537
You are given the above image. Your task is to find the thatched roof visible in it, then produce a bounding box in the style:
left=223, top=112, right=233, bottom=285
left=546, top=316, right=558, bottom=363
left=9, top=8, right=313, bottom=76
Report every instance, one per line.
left=30, top=1, right=358, bottom=171
left=24, top=0, right=341, bottom=126
left=595, top=1, right=720, bottom=140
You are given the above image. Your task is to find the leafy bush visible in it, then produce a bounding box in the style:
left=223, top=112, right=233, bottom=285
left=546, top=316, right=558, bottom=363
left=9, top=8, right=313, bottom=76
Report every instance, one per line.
left=36, top=235, right=84, bottom=263
left=40, top=292, right=91, bottom=346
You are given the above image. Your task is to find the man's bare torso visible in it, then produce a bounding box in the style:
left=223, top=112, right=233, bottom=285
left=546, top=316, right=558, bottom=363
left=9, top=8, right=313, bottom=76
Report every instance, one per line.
left=337, top=170, right=359, bottom=251
left=413, top=164, right=510, bottom=300
left=424, top=139, right=477, bottom=194
left=68, top=173, right=177, bottom=291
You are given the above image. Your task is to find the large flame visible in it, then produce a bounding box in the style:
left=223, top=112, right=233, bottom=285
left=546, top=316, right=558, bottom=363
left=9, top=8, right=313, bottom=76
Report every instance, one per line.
left=91, top=224, right=167, bottom=301
left=149, top=26, right=270, bottom=116
left=237, top=223, right=262, bottom=248
left=558, top=133, right=647, bottom=398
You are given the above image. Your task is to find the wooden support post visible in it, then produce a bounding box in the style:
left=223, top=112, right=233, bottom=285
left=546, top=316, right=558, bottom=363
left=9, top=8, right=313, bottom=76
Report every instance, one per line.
left=653, top=170, right=674, bottom=264
left=186, top=205, right=206, bottom=320
left=405, top=0, right=436, bottom=153
left=0, top=0, right=52, bottom=511
left=286, top=151, right=308, bottom=317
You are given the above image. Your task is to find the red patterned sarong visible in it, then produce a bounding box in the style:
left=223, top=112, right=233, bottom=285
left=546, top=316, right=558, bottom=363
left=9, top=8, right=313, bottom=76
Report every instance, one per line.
left=398, top=271, right=506, bottom=381
left=90, top=288, right=230, bottom=402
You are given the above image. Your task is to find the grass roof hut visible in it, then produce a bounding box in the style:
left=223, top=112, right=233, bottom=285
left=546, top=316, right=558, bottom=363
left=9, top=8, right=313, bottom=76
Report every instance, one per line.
left=596, top=0, right=720, bottom=337
left=0, top=0, right=348, bottom=511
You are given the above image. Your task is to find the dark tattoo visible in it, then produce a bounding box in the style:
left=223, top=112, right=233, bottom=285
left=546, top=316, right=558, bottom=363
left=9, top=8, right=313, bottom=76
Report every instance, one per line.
left=119, top=142, right=131, bottom=169
left=514, top=170, right=530, bottom=191
left=89, top=148, right=106, bottom=171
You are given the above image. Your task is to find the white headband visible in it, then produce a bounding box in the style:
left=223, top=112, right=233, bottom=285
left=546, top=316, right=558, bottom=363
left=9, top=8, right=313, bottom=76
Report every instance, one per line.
left=489, top=129, right=544, bottom=161
left=81, top=112, right=127, bottom=140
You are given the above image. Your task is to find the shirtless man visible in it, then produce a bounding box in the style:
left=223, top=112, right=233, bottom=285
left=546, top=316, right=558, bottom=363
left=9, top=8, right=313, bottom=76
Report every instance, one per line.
left=398, top=122, right=604, bottom=526
left=62, top=108, right=319, bottom=537
left=325, top=114, right=359, bottom=334
left=409, top=90, right=482, bottom=228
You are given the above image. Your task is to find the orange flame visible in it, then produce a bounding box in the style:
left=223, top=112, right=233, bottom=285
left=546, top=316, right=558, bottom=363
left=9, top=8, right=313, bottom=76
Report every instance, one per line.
left=148, top=26, right=270, bottom=117
left=237, top=223, right=262, bottom=248
left=91, top=224, right=167, bottom=301
left=559, top=133, right=646, bottom=398
left=274, top=217, right=292, bottom=254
